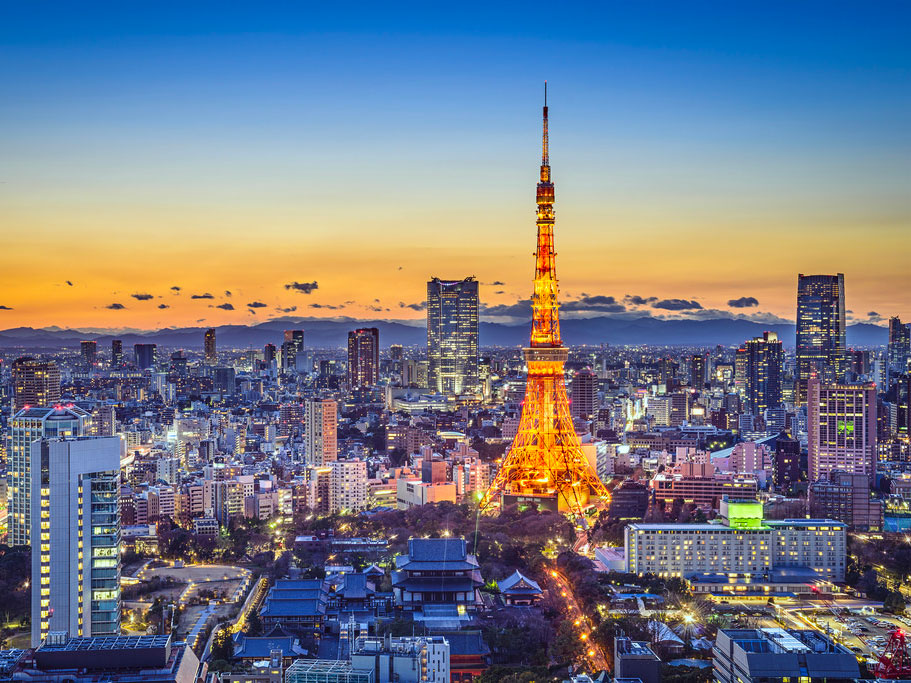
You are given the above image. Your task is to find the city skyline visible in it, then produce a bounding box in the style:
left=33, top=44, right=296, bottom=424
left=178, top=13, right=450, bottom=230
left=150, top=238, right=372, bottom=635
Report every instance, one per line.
left=1, top=3, right=909, bottom=329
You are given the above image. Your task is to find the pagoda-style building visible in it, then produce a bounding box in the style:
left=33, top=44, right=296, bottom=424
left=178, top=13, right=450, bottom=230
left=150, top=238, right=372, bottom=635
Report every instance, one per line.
left=392, top=538, right=483, bottom=616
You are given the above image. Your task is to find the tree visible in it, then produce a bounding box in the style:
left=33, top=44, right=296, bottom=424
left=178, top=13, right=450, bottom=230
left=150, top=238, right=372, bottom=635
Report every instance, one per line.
left=884, top=591, right=906, bottom=614
left=548, top=620, right=583, bottom=664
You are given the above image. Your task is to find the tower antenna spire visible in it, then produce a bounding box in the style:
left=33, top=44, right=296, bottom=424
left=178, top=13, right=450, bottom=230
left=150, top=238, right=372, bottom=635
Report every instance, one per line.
left=542, top=81, right=549, bottom=166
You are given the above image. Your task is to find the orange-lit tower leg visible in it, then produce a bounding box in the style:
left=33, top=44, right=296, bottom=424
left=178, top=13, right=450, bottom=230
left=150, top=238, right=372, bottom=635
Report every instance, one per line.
left=481, top=86, right=610, bottom=520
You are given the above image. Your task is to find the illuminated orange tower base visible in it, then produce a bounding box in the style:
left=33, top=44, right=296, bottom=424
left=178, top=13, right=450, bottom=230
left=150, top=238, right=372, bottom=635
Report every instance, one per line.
left=481, top=88, right=609, bottom=519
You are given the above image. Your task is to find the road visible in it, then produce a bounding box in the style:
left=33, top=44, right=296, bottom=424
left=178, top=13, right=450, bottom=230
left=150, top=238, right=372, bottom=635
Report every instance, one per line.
left=544, top=565, right=609, bottom=673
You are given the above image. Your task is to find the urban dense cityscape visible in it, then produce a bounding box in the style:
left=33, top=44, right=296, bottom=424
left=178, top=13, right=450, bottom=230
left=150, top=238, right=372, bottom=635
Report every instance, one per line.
left=2, top=4, right=910, bottom=683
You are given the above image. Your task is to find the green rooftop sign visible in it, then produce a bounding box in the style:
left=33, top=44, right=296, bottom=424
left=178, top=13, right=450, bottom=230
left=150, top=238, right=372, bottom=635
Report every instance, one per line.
left=725, top=500, right=765, bottom=529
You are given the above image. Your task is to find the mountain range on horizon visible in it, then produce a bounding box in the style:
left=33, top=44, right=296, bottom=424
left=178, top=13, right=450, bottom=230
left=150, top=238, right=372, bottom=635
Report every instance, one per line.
left=0, top=316, right=888, bottom=351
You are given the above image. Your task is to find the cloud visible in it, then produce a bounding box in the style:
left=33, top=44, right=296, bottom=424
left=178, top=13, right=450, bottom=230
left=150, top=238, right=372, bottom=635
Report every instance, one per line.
left=652, top=298, right=703, bottom=311
left=727, top=296, right=759, bottom=308
left=562, top=295, right=625, bottom=313
left=866, top=311, right=884, bottom=323
left=247, top=301, right=267, bottom=309
left=495, top=290, right=505, bottom=295
left=158, top=304, right=169, bottom=309
left=367, top=305, right=383, bottom=312
left=481, top=300, right=533, bottom=318
left=106, top=303, right=126, bottom=310
left=224, top=290, right=232, bottom=297
left=192, top=292, right=214, bottom=299
left=285, top=281, right=319, bottom=294
left=310, top=303, right=341, bottom=310
left=277, top=306, right=297, bottom=313
left=214, top=303, right=235, bottom=310
left=131, top=293, right=154, bottom=301
left=170, top=286, right=181, bottom=293
left=492, top=281, right=505, bottom=286
left=65, top=280, right=74, bottom=287
left=0, top=305, right=13, bottom=310
left=399, top=301, right=427, bottom=311
left=624, top=295, right=658, bottom=306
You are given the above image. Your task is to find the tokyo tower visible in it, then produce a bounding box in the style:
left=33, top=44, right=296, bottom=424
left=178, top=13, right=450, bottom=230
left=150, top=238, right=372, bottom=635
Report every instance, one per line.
left=481, top=88, right=610, bottom=518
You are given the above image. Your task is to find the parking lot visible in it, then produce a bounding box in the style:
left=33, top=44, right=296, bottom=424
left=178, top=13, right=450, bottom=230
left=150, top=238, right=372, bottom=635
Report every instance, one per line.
left=711, top=599, right=910, bottom=668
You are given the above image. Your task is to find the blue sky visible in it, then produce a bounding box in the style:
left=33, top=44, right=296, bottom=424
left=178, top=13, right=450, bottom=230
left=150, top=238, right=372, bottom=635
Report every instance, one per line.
left=0, top=1, right=908, bottom=328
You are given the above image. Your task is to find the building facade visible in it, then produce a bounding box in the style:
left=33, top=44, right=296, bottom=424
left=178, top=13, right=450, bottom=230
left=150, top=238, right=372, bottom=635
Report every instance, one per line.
left=7, top=405, right=89, bottom=546
left=11, top=357, right=61, bottom=412
left=796, top=273, right=846, bottom=403
left=347, top=327, right=380, bottom=388
left=426, top=277, right=479, bottom=396
left=305, top=398, right=337, bottom=466
left=31, top=437, right=122, bottom=646
left=807, top=376, right=877, bottom=481
left=738, top=332, right=782, bottom=415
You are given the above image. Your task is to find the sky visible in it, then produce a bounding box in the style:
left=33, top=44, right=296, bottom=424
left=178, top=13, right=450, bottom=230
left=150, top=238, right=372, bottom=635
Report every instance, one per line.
left=0, top=1, right=909, bottom=330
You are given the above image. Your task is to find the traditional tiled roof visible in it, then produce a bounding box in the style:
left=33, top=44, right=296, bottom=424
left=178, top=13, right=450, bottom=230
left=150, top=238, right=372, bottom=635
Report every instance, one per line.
left=498, top=570, right=542, bottom=595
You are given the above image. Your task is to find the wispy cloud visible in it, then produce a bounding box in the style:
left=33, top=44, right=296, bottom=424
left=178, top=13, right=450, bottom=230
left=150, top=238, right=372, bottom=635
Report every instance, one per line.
left=191, top=292, right=214, bottom=299
left=106, top=303, right=126, bottom=310
left=728, top=296, right=759, bottom=308
left=131, top=293, right=154, bottom=301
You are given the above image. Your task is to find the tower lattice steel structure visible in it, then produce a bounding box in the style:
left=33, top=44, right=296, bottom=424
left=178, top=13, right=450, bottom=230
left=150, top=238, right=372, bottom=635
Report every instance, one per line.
left=481, top=88, right=609, bottom=518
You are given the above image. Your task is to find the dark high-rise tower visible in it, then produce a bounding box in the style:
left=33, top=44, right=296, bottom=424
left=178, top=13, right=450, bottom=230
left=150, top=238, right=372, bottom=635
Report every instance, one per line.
left=204, top=328, right=217, bottom=364
left=263, top=343, right=276, bottom=364
left=347, top=327, right=379, bottom=388
left=690, top=353, right=707, bottom=388
left=796, top=273, right=846, bottom=403
left=888, top=316, right=910, bottom=374
left=427, top=277, right=479, bottom=395
left=133, top=343, right=157, bottom=370
left=738, top=332, right=783, bottom=415
left=282, top=329, right=305, bottom=372
left=111, top=339, right=123, bottom=368
left=80, top=340, right=97, bottom=369
left=482, top=88, right=609, bottom=517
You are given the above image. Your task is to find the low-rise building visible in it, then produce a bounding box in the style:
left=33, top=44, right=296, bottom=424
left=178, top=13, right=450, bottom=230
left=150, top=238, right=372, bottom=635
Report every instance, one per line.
left=713, top=628, right=859, bottom=683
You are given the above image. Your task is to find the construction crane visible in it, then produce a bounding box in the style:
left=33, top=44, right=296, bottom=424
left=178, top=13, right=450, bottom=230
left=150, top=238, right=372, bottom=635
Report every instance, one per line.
left=875, top=629, right=911, bottom=679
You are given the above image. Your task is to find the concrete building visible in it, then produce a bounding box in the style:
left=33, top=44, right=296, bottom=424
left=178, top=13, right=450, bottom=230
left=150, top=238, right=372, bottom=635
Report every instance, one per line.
left=625, top=499, right=846, bottom=584
left=713, top=628, right=858, bottom=683
left=7, top=405, right=90, bottom=546
left=648, top=462, right=758, bottom=513
left=570, top=368, right=598, bottom=420
left=614, top=637, right=660, bottom=683
left=351, top=635, right=450, bottom=683
left=305, top=398, right=337, bottom=466
left=396, top=477, right=457, bottom=509
left=31, top=437, right=121, bottom=646
left=808, top=470, right=883, bottom=531
left=807, top=376, right=877, bottom=481
left=11, top=357, right=61, bottom=412
left=329, top=459, right=368, bottom=513
left=796, top=273, right=846, bottom=403
left=285, top=659, right=373, bottom=683
left=347, top=328, right=380, bottom=388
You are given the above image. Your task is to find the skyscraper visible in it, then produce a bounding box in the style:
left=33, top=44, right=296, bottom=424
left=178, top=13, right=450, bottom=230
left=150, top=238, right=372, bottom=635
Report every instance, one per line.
left=80, top=340, right=97, bottom=369
left=11, top=357, right=61, bottom=412
left=888, top=316, right=910, bottom=374
left=347, top=327, right=380, bottom=388
left=263, top=343, right=276, bottom=364
left=133, top=343, right=157, bottom=370
left=737, top=332, right=783, bottom=415
left=807, top=376, right=876, bottom=482
left=111, top=339, right=123, bottom=368
left=7, top=405, right=90, bottom=546
left=796, top=273, right=846, bottom=403
left=690, top=353, right=707, bottom=388
left=204, top=328, right=217, bottom=364
left=282, top=329, right=305, bottom=373
left=30, top=436, right=121, bottom=646
left=570, top=368, right=598, bottom=420
left=482, top=91, right=609, bottom=516
left=427, top=277, right=479, bottom=395
left=305, top=397, right=337, bottom=466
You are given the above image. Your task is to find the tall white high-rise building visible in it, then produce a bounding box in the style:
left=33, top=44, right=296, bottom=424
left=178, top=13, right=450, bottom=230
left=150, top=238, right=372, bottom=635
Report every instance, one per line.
left=329, top=460, right=368, bottom=512
left=305, top=398, right=337, bottom=466
left=31, top=437, right=121, bottom=646
left=7, top=406, right=89, bottom=546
